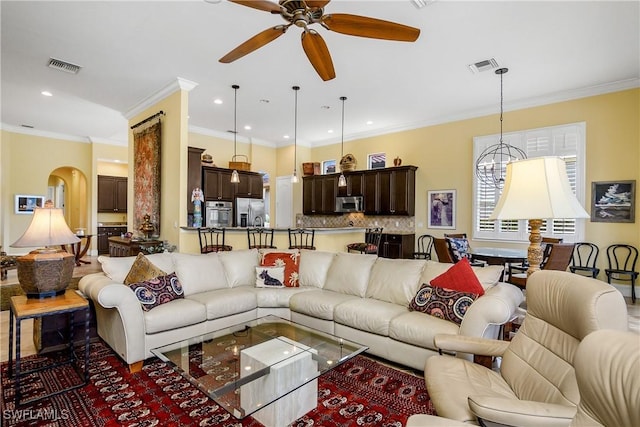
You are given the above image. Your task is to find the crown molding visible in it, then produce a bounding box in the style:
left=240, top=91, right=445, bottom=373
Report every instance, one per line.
left=0, top=123, right=91, bottom=143
left=124, top=77, right=199, bottom=120
left=88, top=136, right=127, bottom=147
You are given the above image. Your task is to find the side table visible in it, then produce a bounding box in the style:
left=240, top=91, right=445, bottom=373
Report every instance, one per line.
left=8, top=290, right=91, bottom=405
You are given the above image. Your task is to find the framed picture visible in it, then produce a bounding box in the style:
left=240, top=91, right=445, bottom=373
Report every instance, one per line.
left=428, top=190, right=456, bottom=229
left=591, top=180, right=635, bottom=223
left=322, top=159, right=336, bottom=174
left=15, top=194, right=45, bottom=214
left=368, top=152, right=386, bottom=169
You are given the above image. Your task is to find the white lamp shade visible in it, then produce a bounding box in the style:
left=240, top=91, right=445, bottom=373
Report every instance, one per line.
left=490, top=157, right=589, bottom=220
left=11, top=206, right=80, bottom=248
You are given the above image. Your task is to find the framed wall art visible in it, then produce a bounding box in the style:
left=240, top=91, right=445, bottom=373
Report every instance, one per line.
left=428, top=190, right=456, bottom=229
left=368, top=152, right=386, bottom=169
left=591, top=180, right=635, bottom=223
left=15, top=194, right=45, bottom=214
left=322, top=159, right=336, bottom=174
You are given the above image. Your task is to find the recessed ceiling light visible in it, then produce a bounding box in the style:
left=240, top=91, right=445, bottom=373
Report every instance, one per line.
left=328, top=129, right=334, bottom=133
left=366, top=120, right=373, bottom=125
left=283, top=135, right=290, bottom=139
left=213, top=98, right=223, bottom=105
left=244, top=125, right=251, bottom=130
left=41, top=91, right=53, bottom=97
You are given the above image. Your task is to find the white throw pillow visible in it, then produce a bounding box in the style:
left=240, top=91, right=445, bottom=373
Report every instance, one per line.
left=366, top=258, right=426, bottom=306
left=255, top=266, right=285, bottom=288
left=298, top=250, right=336, bottom=288
left=323, top=252, right=377, bottom=297
left=99, top=252, right=173, bottom=283
left=172, top=253, right=229, bottom=296
left=218, top=249, right=260, bottom=287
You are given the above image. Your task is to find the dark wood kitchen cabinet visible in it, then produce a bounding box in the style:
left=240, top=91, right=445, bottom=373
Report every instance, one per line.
left=302, top=175, right=339, bottom=215
left=202, top=167, right=234, bottom=201
left=363, top=166, right=416, bottom=215
left=337, top=171, right=364, bottom=197
left=187, top=147, right=205, bottom=215
left=97, top=226, right=127, bottom=254
left=233, top=171, right=264, bottom=198
left=97, top=175, right=127, bottom=213
left=378, top=232, right=416, bottom=259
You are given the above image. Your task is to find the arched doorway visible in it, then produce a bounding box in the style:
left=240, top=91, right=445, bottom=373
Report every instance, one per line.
left=49, top=167, right=88, bottom=234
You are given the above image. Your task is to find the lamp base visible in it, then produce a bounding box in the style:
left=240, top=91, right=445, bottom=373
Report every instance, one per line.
left=16, top=249, right=75, bottom=299
left=526, top=219, right=544, bottom=276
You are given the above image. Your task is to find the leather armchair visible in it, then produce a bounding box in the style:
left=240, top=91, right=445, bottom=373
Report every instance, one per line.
left=407, top=329, right=639, bottom=427
left=423, top=270, right=629, bottom=426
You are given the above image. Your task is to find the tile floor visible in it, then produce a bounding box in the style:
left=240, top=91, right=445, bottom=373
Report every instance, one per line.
left=1, top=258, right=638, bottom=364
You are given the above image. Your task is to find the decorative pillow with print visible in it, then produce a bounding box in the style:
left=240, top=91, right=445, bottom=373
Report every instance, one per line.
left=255, top=266, right=286, bottom=288
left=123, top=253, right=166, bottom=285
left=446, top=237, right=473, bottom=262
left=409, top=283, right=478, bottom=325
left=128, top=272, right=184, bottom=311
left=260, top=251, right=300, bottom=287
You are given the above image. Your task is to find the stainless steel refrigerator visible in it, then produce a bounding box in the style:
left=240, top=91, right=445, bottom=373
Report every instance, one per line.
left=235, top=197, right=265, bottom=227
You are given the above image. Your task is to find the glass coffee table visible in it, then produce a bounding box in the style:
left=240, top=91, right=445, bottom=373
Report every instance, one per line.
left=152, top=315, right=368, bottom=427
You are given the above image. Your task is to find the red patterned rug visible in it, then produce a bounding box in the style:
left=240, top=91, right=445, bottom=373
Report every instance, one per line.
left=1, top=341, right=434, bottom=426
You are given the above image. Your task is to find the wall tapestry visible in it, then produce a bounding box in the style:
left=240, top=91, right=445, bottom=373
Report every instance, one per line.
left=591, top=180, right=635, bottom=223
left=133, top=114, right=162, bottom=237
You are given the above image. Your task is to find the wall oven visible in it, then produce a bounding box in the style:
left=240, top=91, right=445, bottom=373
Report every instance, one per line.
left=205, top=201, right=233, bottom=228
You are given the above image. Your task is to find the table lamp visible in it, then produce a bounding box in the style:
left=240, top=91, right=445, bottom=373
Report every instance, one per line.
left=10, top=200, right=80, bottom=298
left=489, top=157, right=589, bottom=276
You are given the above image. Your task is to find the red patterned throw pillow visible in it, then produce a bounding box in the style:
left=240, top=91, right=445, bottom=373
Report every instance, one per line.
left=261, top=252, right=300, bottom=287
left=128, top=272, right=184, bottom=311
left=409, top=283, right=479, bottom=325
left=430, top=258, right=485, bottom=296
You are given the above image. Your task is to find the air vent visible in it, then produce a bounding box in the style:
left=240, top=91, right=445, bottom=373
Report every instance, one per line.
left=47, top=57, right=82, bottom=74
left=468, top=58, right=499, bottom=74
left=411, top=0, right=435, bottom=9
left=21, top=124, right=34, bottom=129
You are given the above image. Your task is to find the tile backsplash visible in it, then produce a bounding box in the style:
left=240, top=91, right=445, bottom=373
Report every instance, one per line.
left=296, top=213, right=415, bottom=232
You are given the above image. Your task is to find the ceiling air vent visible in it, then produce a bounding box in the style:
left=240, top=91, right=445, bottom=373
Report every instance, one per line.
left=47, top=57, right=82, bottom=74
left=468, top=58, right=499, bottom=74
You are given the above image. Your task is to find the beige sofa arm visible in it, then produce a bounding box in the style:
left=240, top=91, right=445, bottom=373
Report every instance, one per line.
left=469, top=395, right=577, bottom=427
left=458, top=282, right=524, bottom=338
left=434, top=334, right=509, bottom=357
left=78, top=273, right=146, bottom=364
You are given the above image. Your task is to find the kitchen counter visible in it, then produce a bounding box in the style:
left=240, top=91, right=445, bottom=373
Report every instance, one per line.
left=98, top=222, right=128, bottom=227
left=180, top=226, right=367, bottom=233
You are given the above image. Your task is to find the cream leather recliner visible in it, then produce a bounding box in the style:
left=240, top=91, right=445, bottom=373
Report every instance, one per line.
left=407, top=329, right=640, bottom=427
left=422, top=270, right=629, bottom=426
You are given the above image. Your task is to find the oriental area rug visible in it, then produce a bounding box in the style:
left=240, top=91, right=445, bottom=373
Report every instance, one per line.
left=1, top=341, right=434, bottom=426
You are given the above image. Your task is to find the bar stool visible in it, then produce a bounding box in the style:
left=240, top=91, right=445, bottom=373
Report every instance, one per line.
left=347, top=227, right=383, bottom=255
left=288, top=228, right=316, bottom=250
left=198, top=227, right=232, bottom=253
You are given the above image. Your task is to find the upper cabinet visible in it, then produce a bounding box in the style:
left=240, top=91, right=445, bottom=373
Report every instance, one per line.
left=187, top=147, right=205, bottom=214
left=234, top=172, right=264, bottom=198
left=97, top=175, right=127, bottom=213
left=202, top=166, right=264, bottom=202
left=302, top=175, right=339, bottom=215
left=337, top=171, right=364, bottom=197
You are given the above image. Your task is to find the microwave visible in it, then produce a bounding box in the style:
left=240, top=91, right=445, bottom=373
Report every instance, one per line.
left=335, top=196, right=364, bottom=213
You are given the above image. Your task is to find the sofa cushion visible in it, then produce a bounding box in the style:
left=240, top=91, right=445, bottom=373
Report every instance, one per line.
left=218, top=249, right=260, bottom=287
left=172, top=253, right=229, bottom=296
left=255, top=266, right=285, bottom=288
left=128, top=272, right=184, bottom=311
left=298, top=250, right=336, bottom=288
left=366, top=258, right=426, bottom=306
left=409, top=283, right=479, bottom=325
left=252, top=286, right=316, bottom=308
left=187, top=287, right=257, bottom=320
left=289, top=290, right=359, bottom=321
left=260, top=251, right=300, bottom=287
left=99, top=252, right=174, bottom=284
left=431, top=258, right=485, bottom=296
left=323, top=252, right=377, bottom=297
left=334, top=298, right=408, bottom=336
left=389, top=311, right=460, bottom=350
left=143, top=298, right=207, bottom=334
left=123, top=253, right=167, bottom=285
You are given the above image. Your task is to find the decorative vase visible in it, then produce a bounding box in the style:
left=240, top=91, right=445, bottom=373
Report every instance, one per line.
left=393, top=157, right=402, bottom=166
left=340, top=154, right=357, bottom=172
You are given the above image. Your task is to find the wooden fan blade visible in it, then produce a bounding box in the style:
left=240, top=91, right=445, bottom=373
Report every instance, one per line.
left=305, top=0, right=331, bottom=8
left=219, top=26, right=287, bottom=63
left=229, top=0, right=282, bottom=14
left=322, top=13, right=420, bottom=42
left=301, top=30, right=335, bottom=81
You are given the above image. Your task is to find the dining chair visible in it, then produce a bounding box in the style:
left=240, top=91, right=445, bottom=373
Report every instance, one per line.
left=288, top=228, right=316, bottom=250
left=247, top=227, right=276, bottom=249
left=507, top=243, right=576, bottom=288
left=347, top=227, right=383, bottom=255
left=413, top=234, right=434, bottom=260
left=605, top=244, right=638, bottom=303
left=433, top=238, right=453, bottom=263
left=197, top=227, right=232, bottom=253
left=570, top=242, right=600, bottom=278
left=444, top=235, right=485, bottom=266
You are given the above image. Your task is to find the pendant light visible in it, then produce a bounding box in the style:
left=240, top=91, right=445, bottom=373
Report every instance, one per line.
left=475, top=68, right=526, bottom=189
left=338, top=96, right=347, bottom=187
left=291, top=86, right=300, bottom=184
left=230, top=84, right=240, bottom=183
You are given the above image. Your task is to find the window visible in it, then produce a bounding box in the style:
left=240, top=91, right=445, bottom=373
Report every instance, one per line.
left=368, top=152, right=386, bottom=169
left=473, top=122, right=586, bottom=242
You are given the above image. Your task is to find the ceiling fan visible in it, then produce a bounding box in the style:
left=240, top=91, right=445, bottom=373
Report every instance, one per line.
left=219, top=0, right=421, bottom=81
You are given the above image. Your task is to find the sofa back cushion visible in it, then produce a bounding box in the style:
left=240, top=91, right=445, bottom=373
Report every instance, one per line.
left=99, top=252, right=174, bottom=284
left=298, top=250, right=336, bottom=288
left=366, top=258, right=426, bottom=306
left=323, top=252, right=377, bottom=297
left=218, top=249, right=260, bottom=287
left=172, top=253, right=229, bottom=296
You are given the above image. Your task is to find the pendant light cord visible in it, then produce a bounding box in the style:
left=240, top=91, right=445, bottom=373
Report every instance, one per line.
left=233, top=84, right=239, bottom=156
left=340, top=96, right=347, bottom=157
left=293, top=86, right=299, bottom=167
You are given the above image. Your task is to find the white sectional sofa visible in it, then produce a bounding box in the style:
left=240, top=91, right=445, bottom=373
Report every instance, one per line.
left=78, top=249, right=523, bottom=372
